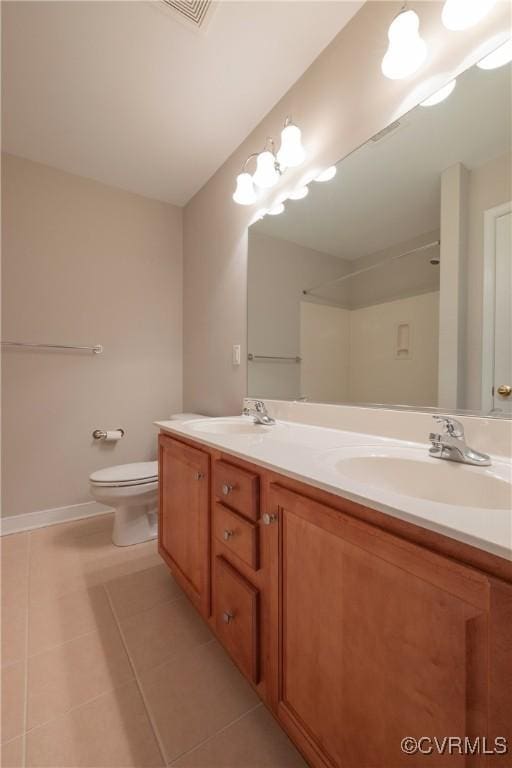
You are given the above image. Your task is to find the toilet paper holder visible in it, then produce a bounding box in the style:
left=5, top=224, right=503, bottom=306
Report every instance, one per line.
left=92, top=428, right=125, bottom=440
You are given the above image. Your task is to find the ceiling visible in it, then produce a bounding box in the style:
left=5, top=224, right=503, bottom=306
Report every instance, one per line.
left=254, top=60, right=512, bottom=259
left=1, top=0, right=362, bottom=206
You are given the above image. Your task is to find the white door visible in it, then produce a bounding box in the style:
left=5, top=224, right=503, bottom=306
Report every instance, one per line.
left=493, top=210, right=512, bottom=413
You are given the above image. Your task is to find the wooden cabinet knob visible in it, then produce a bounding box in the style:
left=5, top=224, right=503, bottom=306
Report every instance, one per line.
left=223, top=529, right=234, bottom=541
left=263, top=513, right=278, bottom=525
left=222, top=483, right=234, bottom=495
left=223, top=611, right=234, bottom=624
left=497, top=384, right=511, bottom=397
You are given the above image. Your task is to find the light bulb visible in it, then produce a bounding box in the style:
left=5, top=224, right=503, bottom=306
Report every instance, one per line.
left=253, top=151, right=279, bottom=188
left=288, top=186, right=309, bottom=200
left=442, top=0, right=496, bottom=31
left=420, top=79, right=457, bottom=106
left=477, top=39, right=512, bottom=70
left=232, top=172, right=258, bottom=205
left=314, top=166, right=337, bottom=182
left=276, top=123, right=305, bottom=168
left=381, top=9, right=427, bottom=80
left=268, top=202, right=285, bottom=216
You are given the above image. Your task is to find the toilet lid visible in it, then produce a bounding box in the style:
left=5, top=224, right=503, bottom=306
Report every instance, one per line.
left=90, top=461, right=158, bottom=487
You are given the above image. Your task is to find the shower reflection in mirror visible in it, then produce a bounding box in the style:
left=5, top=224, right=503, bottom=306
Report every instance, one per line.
left=247, top=56, right=511, bottom=417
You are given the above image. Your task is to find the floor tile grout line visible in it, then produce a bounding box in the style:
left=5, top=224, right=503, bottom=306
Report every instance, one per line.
left=167, top=702, right=264, bottom=766
left=24, top=572, right=183, bottom=661
left=22, top=677, right=137, bottom=737
left=137, top=636, right=217, bottom=680
left=25, top=622, right=115, bottom=660
left=104, top=585, right=169, bottom=767
left=105, top=589, right=187, bottom=624
left=21, top=533, right=32, bottom=768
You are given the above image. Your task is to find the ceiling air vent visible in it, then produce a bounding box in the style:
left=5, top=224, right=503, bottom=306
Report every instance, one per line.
left=160, top=0, right=215, bottom=31
left=370, top=120, right=403, bottom=143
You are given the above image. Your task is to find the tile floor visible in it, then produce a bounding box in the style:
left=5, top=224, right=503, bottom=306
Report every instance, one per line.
left=1, top=513, right=307, bottom=767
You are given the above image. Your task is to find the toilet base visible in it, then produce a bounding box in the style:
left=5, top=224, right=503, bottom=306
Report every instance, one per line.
left=112, top=504, right=158, bottom=547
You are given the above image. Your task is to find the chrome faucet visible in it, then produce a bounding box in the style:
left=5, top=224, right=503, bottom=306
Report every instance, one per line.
left=243, top=400, right=276, bottom=426
left=428, top=416, right=491, bottom=466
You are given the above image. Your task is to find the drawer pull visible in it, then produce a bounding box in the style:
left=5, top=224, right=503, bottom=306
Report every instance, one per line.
left=194, top=471, right=204, bottom=481
left=223, top=611, right=234, bottom=624
left=222, top=483, right=234, bottom=496
left=223, top=529, right=235, bottom=541
left=263, top=512, right=278, bottom=525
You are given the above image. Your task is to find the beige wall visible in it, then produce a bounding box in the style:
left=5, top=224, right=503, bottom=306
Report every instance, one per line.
left=465, top=151, right=512, bottom=410
left=182, top=0, right=510, bottom=416
left=1, top=154, right=183, bottom=518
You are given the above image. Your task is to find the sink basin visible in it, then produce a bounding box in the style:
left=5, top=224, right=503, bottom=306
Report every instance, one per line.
left=323, top=446, right=511, bottom=510
left=188, top=418, right=274, bottom=436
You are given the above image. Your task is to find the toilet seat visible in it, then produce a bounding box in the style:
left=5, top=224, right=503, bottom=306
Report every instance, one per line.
left=89, top=461, right=158, bottom=488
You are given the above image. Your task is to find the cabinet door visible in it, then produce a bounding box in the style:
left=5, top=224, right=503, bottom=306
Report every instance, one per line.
left=159, top=435, right=210, bottom=616
left=268, top=485, right=510, bottom=768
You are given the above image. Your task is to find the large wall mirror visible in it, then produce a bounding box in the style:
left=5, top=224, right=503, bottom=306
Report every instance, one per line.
left=248, top=55, right=511, bottom=417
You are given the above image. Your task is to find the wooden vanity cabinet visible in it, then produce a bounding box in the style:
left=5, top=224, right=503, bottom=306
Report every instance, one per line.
left=267, top=484, right=512, bottom=768
left=158, top=434, right=211, bottom=617
left=159, top=432, right=512, bottom=768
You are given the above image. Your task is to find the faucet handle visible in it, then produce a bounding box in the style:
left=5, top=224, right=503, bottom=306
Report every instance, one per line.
left=433, top=415, right=464, bottom=438
left=254, top=400, right=265, bottom=413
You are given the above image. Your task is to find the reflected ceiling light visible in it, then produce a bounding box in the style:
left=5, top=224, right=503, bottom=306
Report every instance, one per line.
left=232, top=172, right=258, bottom=205
left=441, top=0, right=496, bottom=31
left=276, top=120, right=306, bottom=168
left=420, top=78, right=457, bottom=106
left=268, top=202, right=285, bottom=216
left=288, top=186, right=309, bottom=200
left=314, top=166, right=337, bottom=182
left=477, top=39, right=512, bottom=69
left=381, top=9, right=427, bottom=80
left=232, top=117, right=305, bottom=205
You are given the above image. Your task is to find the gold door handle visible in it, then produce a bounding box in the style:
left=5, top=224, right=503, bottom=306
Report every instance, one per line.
left=497, top=385, right=512, bottom=397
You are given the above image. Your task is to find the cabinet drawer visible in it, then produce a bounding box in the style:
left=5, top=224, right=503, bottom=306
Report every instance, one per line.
left=214, top=557, right=259, bottom=684
left=213, top=460, right=260, bottom=521
left=214, top=504, right=259, bottom=571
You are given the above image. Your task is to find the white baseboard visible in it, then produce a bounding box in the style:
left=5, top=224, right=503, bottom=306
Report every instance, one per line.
left=0, top=501, right=113, bottom=536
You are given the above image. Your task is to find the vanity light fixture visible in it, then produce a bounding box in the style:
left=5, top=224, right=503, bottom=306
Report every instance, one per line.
left=276, top=120, right=306, bottom=168
left=267, top=202, right=285, bottom=216
left=253, top=147, right=280, bottom=189
left=441, top=0, right=496, bottom=31
left=232, top=117, right=305, bottom=205
left=288, top=186, right=309, bottom=200
left=381, top=8, right=427, bottom=80
left=232, top=172, right=258, bottom=205
left=314, top=165, right=337, bottom=182
left=477, top=39, right=512, bottom=70
left=420, top=78, right=457, bottom=106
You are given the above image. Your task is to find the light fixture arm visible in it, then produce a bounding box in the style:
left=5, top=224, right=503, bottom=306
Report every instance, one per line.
left=232, top=117, right=305, bottom=206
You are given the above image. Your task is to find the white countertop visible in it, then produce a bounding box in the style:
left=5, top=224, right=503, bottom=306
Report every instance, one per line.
left=155, top=417, right=512, bottom=561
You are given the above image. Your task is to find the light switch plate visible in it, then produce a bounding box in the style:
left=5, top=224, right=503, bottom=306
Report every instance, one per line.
left=232, top=345, right=241, bottom=366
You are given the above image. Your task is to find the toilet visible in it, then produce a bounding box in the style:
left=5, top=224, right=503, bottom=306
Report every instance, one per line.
left=89, top=413, right=205, bottom=546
